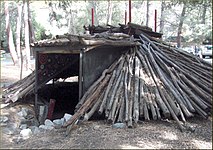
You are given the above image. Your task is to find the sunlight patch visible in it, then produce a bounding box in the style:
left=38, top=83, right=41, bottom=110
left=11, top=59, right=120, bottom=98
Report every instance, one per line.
left=161, top=131, right=178, bottom=140
left=120, top=144, right=142, bottom=149
left=192, top=139, right=212, bottom=149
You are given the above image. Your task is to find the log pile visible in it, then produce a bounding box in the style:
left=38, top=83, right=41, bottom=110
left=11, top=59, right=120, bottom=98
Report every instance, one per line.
left=86, top=22, right=163, bottom=38
left=63, top=33, right=212, bottom=135
left=3, top=71, right=35, bottom=103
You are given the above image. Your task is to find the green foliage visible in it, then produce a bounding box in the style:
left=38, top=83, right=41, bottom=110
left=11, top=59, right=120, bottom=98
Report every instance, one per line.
left=1, top=0, right=211, bottom=46
left=0, top=1, right=48, bottom=47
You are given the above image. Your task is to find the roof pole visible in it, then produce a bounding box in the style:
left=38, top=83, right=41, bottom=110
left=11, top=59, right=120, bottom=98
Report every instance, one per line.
left=154, top=9, right=157, bottom=32
left=92, top=8, right=94, bottom=26
left=129, top=0, right=131, bottom=23
left=125, top=10, right=127, bottom=25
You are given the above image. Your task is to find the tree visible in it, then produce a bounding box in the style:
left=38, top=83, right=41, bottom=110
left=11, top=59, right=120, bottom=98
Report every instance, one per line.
left=16, top=2, right=23, bottom=65
left=106, top=0, right=112, bottom=25
left=16, top=1, right=24, bottom=79
left=159, top=0, right=166, bottom=34
left=5, top=2, right=18, bottom=65
left=177, top=3, right=186, bottom=48
left=28, top=1, right=35, bottom=43
left=24, top=0, right=30, bottom=70
left=146, top=0, right=150, bottom=26
left=0, top=1, right=2, bottom=50
left=200, top=0, right=211, bottom=24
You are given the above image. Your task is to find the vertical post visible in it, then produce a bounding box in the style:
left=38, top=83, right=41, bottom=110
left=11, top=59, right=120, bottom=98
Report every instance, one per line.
left=154, top=9, right=157, bottom=32
left=91, top=8, right=94, bottom=26
left=34, top=51, right=39, bottom=120
left=129, top=0, right=131, bottom=23
left=79, top=48, right=84, bottom=101
left=47, top=99, right=56, bottom=120
left=125, top=10, right=127, bottom=25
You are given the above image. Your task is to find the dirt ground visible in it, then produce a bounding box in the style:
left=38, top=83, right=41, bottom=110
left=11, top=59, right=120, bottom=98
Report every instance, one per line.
left=0, top=59, right=212, bottom=149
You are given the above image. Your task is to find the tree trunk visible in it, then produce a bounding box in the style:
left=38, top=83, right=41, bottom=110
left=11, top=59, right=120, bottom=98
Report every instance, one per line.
left=201, top=1, right=207, bottom=24
left=177, top=3, right=186, bottom=48
left=68, top=8, right=76, bottom=34
left=159, top=0, right=165, bottom=34
left=24, top=0, right=30, bottom=70
left=146, top=0, right=150, bottom=27
left=5, top=2, right=18, bottom=65
left=16, top=2, right=23, bottom=66
left=106, top=0, right=112, bottom=25
left=27, top=1, right=35, bottom=43
left=0, top=1, right=2, bottom=50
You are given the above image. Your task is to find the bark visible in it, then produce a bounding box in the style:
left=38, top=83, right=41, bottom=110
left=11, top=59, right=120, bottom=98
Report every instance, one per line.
left=146, top=0, right=150, bottom=27
left=0, top=1, right=2, bottom=50
left=24, top=0, right=31, bottom=70
left=27, top=1, right=35, bottom=43
left=106, top=0, right=112, bottom=25
left=5, top=2, right=18, bottom=65
left=201, top=1, right=207, bottom=24
left=68, top=7, right=76, bottom=34
left=177, top=3, right=186, bottom=48
left=106, top=58, right=125, bottom=113
left=98, top=70, right=116, bottom=114
left=16, top=2, right=23, bottom=78
left=133, top=57, right=140, bottom=123
left=159, top=0, right=166, bottom=34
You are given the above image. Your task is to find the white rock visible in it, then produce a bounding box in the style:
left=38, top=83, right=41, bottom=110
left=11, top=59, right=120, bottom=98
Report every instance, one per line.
left=112, top=123, right=126, bottom=129
left=20, top=108, right=28, bottom=117
left=39, top=124, right=54, bottom=130
left=61, top=118, right=65, bottom=125
left=20, top=128, right=32, bottom=139
left=29, top=126, right=40, bottom=134
left=44, top=119, right=54, bottom=127
left=2, top=127, right=15, bottom=135
left=19, top=124, right=27, bottom=130
left=46, top=125, right=54, bottom=130
left=53, top=119, right=63, bottom=126
left=39, top=124, right=46, bottom=129
left=93, top=125, right=100, bottom=130
left=63, top=113, right=72, bottom=122
left=0, top=116, right=9, bottom=123
left=17, top=109, right=27, bottom=118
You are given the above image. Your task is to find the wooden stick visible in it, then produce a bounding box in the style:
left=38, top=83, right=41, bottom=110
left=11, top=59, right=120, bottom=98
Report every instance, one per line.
left=98, top=70, right=116, bottom=114
left=133, top=57, right=140, bottom=123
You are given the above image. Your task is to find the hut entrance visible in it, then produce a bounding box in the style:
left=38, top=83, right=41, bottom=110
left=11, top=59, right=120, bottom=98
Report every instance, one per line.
left=38, top=79, right=79, bottom=120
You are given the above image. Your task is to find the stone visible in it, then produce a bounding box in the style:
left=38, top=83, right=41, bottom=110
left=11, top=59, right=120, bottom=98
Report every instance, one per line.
left=32, top=118, right=40, bottom=127
left=61, top=118, right=65, bottom=125
left=2, top=127, right=15, bottom=135
left=15, top=136, right=24, bottom=144
left=45, top=125, right=54, bottom=130
left=39, top=124, right=46, bottom=129
left=44, top=119, right=54, bottom=127
left=20, top=119, right=33, bottom=126
left=63, top=113, right=72, bottom=122
left=53, top=119, right=63, bottom=127
left=20, top=128, right=32, bottom=139
left=112, top=123, right=126, bottom=129
left=17, top=108, right=28, bottom=118
left=93, top=125, right=100, bottom=130
left=0, top=116, right=9, bottom=123
left=39, top=124, right=54, bottom=130
left=29, top=126, right=40, bottom=134
left=8, top=122, right=19, bottom=129
left=19, top=124, right=27, bottom=130
left=0, top=123, right=7, bottom=127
